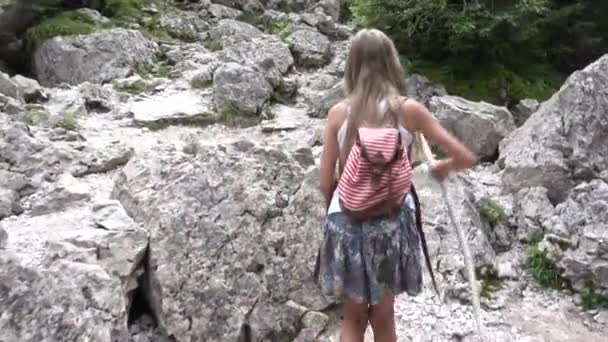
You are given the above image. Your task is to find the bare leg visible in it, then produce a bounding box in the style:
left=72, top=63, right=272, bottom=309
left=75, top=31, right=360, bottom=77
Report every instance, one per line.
left=369, top=291, right=397, bottom=342
left=340, top=299, right=369, bottom=342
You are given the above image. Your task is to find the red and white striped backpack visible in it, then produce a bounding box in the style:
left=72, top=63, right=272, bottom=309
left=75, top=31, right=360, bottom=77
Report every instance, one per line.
left=338, top=107, right=413, bottom=220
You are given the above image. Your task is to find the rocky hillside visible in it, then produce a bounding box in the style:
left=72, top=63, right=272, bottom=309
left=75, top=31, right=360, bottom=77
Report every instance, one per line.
left=1, top=1, right=607, bottom=342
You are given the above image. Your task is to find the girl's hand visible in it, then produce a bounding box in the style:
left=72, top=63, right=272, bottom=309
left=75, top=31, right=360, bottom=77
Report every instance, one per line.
left=430, top=159, right=453, bottom=182
left=400, top=99, right=477, bottom=172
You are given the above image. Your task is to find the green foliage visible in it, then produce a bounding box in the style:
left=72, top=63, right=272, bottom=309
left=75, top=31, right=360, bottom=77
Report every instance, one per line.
left=476, top=266, right=503, bottom=299
left=217, top=107, right=260, bottom=128
left=113, top=79, right=148, bottom=94
left=52, top=113, right=78, bottom=131
left=204, top=39, right=223, bottom=52
left=527, top=244, right=567, bottom=289
left=101, top=0, right=142, bottom=19
left=480, top=199, right=506, bottom=226
left=580, top=288, right=608, bottom=310
left=17, top=109, right=50, bottom=126
left=271, top=20, right=294, bottom=40
left=351, top=0, right=607, bottom=104
left=25, top=11, right=99, bottom=50
left=135, top=62, right=172, bottom=79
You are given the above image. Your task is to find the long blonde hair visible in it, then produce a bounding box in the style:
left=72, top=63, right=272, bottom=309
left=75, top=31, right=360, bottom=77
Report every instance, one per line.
left=340, top=29, right=407, bottom=173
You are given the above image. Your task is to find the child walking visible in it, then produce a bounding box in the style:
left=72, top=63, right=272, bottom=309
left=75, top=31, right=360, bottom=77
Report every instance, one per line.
left=315, top=29, right=476, bottom=342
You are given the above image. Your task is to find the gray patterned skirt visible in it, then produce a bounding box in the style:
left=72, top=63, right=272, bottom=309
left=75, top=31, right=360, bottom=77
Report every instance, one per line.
left=314, top=204, right=423, bottom=305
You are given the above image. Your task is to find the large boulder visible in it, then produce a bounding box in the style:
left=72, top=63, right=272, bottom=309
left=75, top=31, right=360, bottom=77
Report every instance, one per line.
left=212, top=62, right=273, bottom=116
left=0, top=252, right=130, bottom=341
left=412, top=166, right=497, bottom=291
left=33, top=28, right=158, bottom=86
left=285, top=29, right=331, bottom=68
left=112, top=141, right=328, bottom=341
left=499, top=54, right=608, bottom=202
left=208, top=19, right=263, bottom=44
left=219, top=34, right=294, bottom=87
left=428, top=95, right=516, bottom=160
left=542, top=180, right=608, bottom=293
left=0, top=198, right=148, bottom=342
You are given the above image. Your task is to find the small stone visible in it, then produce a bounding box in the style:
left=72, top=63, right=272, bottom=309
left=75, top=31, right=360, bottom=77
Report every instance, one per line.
left=594, top=311, right=608, bottom=324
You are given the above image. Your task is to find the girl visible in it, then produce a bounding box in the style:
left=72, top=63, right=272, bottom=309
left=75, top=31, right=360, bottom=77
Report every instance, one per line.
left=315, top=29, right=476, bottom=342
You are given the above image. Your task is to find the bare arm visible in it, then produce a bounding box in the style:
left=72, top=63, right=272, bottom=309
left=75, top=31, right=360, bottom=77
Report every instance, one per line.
left=319, top=104, right=344, bottom=208
left=401, top=99, right=477, bottom=177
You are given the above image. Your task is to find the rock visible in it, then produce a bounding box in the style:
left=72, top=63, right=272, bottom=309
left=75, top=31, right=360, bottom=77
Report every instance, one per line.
left=261, top=104, right=307, bottom=133
left=190, top=63, right=220, bottom=89
left=412, top=167, right=496, bottom=285
left=92, top=199, right=135, bottom=231
left=44, top=86, right=87, bottom=120
left=0, top=187, right=20, bottom=219
left=313, top=0, right=341, bottom=21
left=79, top=82, right=114, bottom=112
left=11, top=75, right=47, bottom=103
left=157, top=11, right=209, bottom=41
left=213, top=62, right=273, bottom=116
left=0, top=252, right=130, bottom=342
left=512, top=98, right=539, bottom=127
left=220, top=34, right=293, bottom=87
left=595, top=311, right=608, bottom=324
left=0, top=93, right=24, bottom=115
left=428, top=95, right=516, bottom=160
left=33, top=29, right=158, bottom=86
left=406, top=74, right=448, bottom=103
left=208, top=19, right=263, bottom=44
left=499, top=54, right=608, bottom=202
left=546, top=180, right=608, bottom=292
left=286, top=29, right=331, bottom=68
left=129, top=90, right=215, bottom=128
left=0, top=70, right=20, bottom=99
left=206, top=3, right=243, bottom=19
left=0, top=169, right=28, bottom=192
left=75, top=8, right=111, bottom=24
left=112, top=141, right=327, bottom=341
left=304, top=79, right=343, bottom=118
left=70, top=142, right=134, bottom=177
left=513, top=187, right=554, bottom=242
left=30, top=173, right=91, bottom=216
left=293, top=310, right=329, bottom=341
left=0, top=224, right=6, bottom=248
left=300, top=12, right=351, bottom=40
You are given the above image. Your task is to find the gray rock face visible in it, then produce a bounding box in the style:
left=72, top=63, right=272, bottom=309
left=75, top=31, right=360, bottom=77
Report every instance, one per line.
left=0, top=71, right=20, bottom=99
left=129, top=90, right=215, bottom=128
left=112, top=141, right=327, bottom=341
left=157, top=11, right=209, bottom=41
left=79, top=82, right=115, bottom=113
left=542, top=180, right=608, bottom=293
left=406, top=74, right=447, bottom=103
left=30, top=173, right=91, bottom=216
left=208, top=19, right=263, bottom=44
left=499, top=54, right=608, bottom=202
left=0, top=187, right=20, bottom=219
left=412, top=167, right=497, bottom=289
left=33, top=29, right=158, bottom=86
left=303, top=79, right=343, bottom=118
left=219, top=34, right=294, bottom=87
left=286, top=29, right=331, bottom=68
left=513, top=187, right=554, bottom=242
left=512, top=98, right=540, bottom=127
left=429, top=95, right=516, bottom=160
left=213, top=62, right=273, bottom=115
left=0, top=252, right=130, bottom=342
left=11, top=75, right=47, bottom=103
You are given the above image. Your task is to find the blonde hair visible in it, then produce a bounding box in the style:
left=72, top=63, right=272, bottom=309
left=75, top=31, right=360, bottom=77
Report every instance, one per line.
left=340, top=29, right=407, bottom=172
